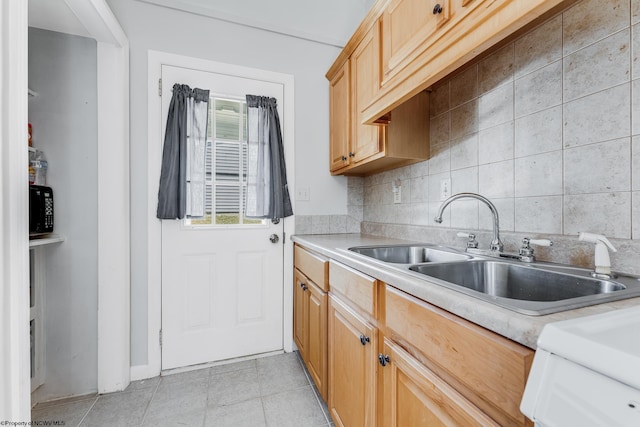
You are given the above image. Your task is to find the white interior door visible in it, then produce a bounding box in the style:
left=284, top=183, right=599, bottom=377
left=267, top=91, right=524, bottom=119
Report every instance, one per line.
left=160, top=65, right=285, bottom=370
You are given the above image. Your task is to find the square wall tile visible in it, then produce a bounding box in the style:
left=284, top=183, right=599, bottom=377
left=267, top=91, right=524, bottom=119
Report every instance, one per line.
left=429, top=141, right=451, bottom=174
left=633, top=136, right=640, bottom=190
left=515, top=15, right=563, bottom=78
left=515, top=106, right=563, bottom=157
left=564, top=192, right=631, bottom=239
left=430, top=112, right=450, bottom=146
left=633, top=79, right=640, bottom=136
left=311, top=216, right=330, bottom=234
left=515, top=151, right=563, bottom=197
left=479, top=159, right=514, bottom=198
left=564, top=83, right=631, bottom=148
left=348, top=204, right=363, bottom=222
left=478, top=44, right=514, bottom=94
left=450, top=133, right=478, bottom=170
left=479, top=197, right=514, bottom=232
left=514, top=196, right=563, bottom=234
left=348, top=185, right=363, bottom=206
left=430, top=80, right=450, bottom=117
left=450, top=99, right=479, bottom=139
left=633, top=192, right=640, bottom=238
left=410, top=175, right=429, bottom=202
left=411, top=160, right=429, bottom=178
left=478, top=121, right=514, bottom=165
left=410, top=202, right=431, bottom=226
left=450, top=65, right=478, bottom=108
left=563, top=0, right=630, bottom=56
left=451, top=167, right=478, bottom=194
left=564, top=138, right=631, bottom=195
left=515, top=61, right=562, bottom=118
left=564, top=29, right=630, bottom=102
left=450, top=200, right=479, bottom=229
left=478, top=84, right=514, bottom=130
left=294, top=216, right=312, bottom=234
left=634, top=24, right=640, bottom=80
left=330, top=215, right=347, bottom=233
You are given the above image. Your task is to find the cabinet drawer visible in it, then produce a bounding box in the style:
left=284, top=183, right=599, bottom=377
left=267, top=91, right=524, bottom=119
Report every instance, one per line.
left=329, top=260, right=377, bottom=318
left=384, top=285, right=534, bottom=427
left=294, top=244, right=329, bottom=291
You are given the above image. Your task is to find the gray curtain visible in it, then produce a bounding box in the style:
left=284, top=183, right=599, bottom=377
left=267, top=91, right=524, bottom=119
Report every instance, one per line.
left=157, top=84, right=209, bottom=219
left=245, top=95, right=293, bottom=220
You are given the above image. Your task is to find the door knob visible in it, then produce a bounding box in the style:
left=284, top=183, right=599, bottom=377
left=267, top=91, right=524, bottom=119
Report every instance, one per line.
left=269, top=234, right=279, bottom=244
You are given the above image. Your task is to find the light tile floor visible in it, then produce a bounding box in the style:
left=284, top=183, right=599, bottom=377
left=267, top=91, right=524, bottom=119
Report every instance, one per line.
left=32, top=352, right=334, bottom=427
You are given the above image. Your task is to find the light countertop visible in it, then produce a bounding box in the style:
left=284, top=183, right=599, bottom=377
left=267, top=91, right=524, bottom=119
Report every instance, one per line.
left=291, top=233, right=640, bottom=349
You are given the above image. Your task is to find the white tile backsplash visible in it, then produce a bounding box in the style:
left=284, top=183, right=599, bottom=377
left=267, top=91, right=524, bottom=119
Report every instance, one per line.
left=563, top=0, right=629, bottom=56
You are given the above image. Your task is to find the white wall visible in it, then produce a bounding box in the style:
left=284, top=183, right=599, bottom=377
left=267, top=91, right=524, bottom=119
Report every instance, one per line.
left=105, top=0, right=350, bottom=366
left=28, top=28, right=99, bottom=401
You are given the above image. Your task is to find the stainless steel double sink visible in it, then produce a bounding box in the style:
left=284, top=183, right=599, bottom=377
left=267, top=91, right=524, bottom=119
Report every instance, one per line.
left=347, top=244, right=640, bottom=315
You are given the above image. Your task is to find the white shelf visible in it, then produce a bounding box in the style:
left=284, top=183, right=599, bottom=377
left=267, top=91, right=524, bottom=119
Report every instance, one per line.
left=29, top=235, right=64, bottom=248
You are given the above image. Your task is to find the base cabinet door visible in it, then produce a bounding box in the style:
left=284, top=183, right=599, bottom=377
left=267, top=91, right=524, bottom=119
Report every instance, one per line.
left=379, top=338, right=499, bottom=427
left=293, top=269, right=309, bottom=359
left=306, top=280, right=328, bottom=400
left=328, top=295, right=377, bottom=427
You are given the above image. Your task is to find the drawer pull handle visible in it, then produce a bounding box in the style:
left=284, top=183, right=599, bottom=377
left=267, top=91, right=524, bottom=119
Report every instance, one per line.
left=359, top=335, right=370, bottom=345
left=433, top=3, right=443, bottom=14
left=378, top=353, right=390, bottom=367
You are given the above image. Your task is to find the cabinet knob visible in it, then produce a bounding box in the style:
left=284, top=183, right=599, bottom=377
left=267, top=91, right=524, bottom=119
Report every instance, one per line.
left=341, top=155, right=347, bottom=161
left=359, top=334, right=370, bottom=346
left=349, top=152, right=355, bottom=158
left=433, top=3, right=443, bottom=14
left=302, top=284, right=308, bottom=291
left=378, top=353, right=390, bottom=367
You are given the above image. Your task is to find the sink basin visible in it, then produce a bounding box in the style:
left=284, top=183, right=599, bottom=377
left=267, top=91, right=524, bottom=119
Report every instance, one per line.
left=410, top=261, right=624, bottom=301
left=408, top=260, right=640, bottom=315
left=349, top=245, right=471, bottom=264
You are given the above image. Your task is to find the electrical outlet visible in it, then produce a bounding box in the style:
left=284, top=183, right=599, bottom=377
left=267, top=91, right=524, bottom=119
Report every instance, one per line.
left=440, top=178, right=451, bottom=200
left=393, top=186, right=402, bottom=204
left=296, top=187, right=310, bottom=201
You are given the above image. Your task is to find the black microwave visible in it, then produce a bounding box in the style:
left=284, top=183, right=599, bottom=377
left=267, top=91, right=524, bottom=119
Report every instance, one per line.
left=29, top=185, right=54, bottom=235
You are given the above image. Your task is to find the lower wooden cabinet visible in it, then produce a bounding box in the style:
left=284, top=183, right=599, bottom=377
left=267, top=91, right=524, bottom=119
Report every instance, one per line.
left=328, top=294, right=377, bottom=427
left=379, top=338, right=499, bottom=427
left=293, top=268, right=328, bottom=399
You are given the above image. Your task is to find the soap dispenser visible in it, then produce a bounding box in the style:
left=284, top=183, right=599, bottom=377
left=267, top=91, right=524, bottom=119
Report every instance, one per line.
left=578, top=232, right=617, bottom=278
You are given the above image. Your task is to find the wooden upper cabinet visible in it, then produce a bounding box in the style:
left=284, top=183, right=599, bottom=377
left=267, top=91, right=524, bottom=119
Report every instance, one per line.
left=351, top=19, right=384, bottom=164
left=382, top=0, right=453, bottom=83
left=329, top=61, right=351, bottom=172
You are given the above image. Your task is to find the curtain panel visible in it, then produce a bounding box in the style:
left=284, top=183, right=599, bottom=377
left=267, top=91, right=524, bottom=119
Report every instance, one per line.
left=157, top=84, right=209, bottom=219
left=245, top=95, right=293, bottom=220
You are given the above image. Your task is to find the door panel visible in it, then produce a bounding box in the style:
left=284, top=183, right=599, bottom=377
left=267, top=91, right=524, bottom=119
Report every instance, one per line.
left=160, top=65, right=285, bottom=370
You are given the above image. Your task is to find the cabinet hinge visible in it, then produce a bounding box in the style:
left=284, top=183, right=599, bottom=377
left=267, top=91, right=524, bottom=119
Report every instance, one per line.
left=159, top=329, right=162, bottom=347
left=158, top=78, right=162, bottom=96
left=283, top=231, right=286, bottom=244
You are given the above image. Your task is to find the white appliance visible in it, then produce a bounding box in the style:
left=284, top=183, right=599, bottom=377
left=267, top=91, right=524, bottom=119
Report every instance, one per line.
left=521, top=305, right=640, bottom=426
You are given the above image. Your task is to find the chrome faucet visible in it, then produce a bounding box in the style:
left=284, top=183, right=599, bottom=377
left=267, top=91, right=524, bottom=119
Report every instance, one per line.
left=434, top=192, right=504, bottom=252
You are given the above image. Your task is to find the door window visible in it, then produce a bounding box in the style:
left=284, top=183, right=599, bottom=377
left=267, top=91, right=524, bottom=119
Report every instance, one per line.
left=187, top=96, right=265, bottom=227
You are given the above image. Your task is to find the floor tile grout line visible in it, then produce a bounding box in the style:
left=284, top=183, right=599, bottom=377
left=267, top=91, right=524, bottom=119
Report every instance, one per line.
left=294, top=352, right=331, bottom=425
left=75, top=395, right=99, bottom=427
left=138, top=377, right=162, bottom=426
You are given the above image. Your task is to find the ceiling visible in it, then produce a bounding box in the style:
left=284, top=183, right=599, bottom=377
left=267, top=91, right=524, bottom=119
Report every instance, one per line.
left=28, top=0, right=92, bottom=38
left=28, top=0, right=376, bottom=48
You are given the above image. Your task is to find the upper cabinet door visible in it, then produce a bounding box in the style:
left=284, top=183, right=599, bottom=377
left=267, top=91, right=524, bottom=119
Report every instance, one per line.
left=329, top=61, right=351, bottom=172
left=351, top=19, right=384, bottom=164
left=382, top=0, right=451, bottom=83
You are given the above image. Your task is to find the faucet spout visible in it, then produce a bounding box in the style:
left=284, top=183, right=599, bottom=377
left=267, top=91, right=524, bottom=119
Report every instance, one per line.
left=434, top=192, right=503, bottom=252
